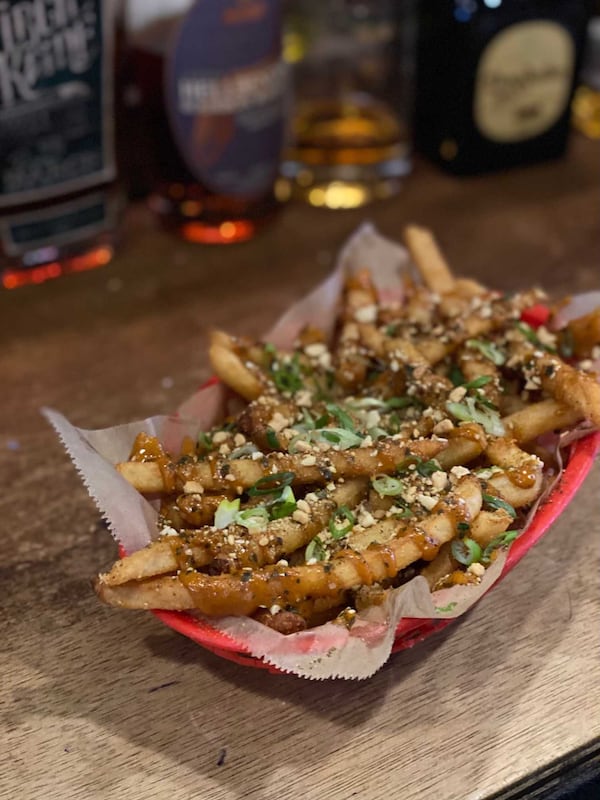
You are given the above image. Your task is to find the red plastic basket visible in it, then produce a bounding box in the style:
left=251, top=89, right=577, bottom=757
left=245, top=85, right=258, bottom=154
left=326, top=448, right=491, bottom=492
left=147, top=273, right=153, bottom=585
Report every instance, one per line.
left=145, top=431, right=600, bottom=674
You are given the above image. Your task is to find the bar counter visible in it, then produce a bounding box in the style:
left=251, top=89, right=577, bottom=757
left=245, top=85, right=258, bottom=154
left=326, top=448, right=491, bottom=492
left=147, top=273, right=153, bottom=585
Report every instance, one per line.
left=2, top=135, right=599, bottom=800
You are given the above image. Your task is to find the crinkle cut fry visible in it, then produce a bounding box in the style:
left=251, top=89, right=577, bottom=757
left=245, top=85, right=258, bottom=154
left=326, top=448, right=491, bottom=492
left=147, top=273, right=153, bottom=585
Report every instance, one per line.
left=116, top=436, right=447, bottom=494
left=96, top=476, right=483, bottom=613
left=99, top=479, right=368, bottom=587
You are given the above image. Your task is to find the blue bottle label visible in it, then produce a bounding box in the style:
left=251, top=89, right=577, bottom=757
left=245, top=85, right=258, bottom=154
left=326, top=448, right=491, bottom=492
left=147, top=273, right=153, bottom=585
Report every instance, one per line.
left=0, top=0, right=115, bottom=208
left=165, top=0, right=286, bottom=199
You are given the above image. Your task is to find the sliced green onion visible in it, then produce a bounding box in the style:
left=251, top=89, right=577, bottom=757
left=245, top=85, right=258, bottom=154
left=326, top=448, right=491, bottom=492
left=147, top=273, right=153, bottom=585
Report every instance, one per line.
left=385, top=396, right=420, bottom=410
left=481, top=530, right=519, bottom=563
left=270, top=354, right=303, bottom=394
left=466, top=339, right=506, bottom=366
left=305, top=536, right=327, bottom=562
left=301, top=409, right=316, bottom=429
left=368, top=426, right=388, bottom=440
left=325, top=403, right=355, bottom=431
left=235, top=506, right=269, bottom=531
left=269, top=486, right=297, bottom=520
left=464, top=375, right=492, bottom=390
left=482, top=493, right=517, bottom=518
left=417, top=459, right=441, bottom=478
left=457, top=521, right=470, bottom=534
left=265, top=428, right=280, bottom=450
left=397, top=456, right=441, bottom=477
left=449, top=364, right=465, bottom=386
left=229, top=442, right=260, bottom=459
left=318, top=428, right=364, bottom=450
left=371, top=474, right=404, bottom=497
left=451, top=537, right=482, bottom=566
left=347, top=397, right=388, bottom=411
left=328, top=505, right=356, bottom=539
left=248, top=471, right=295, bottom=496
left=214, top=498, right=241, bottom=529
left=446, top=397, right=505, bottom=436
left=385, top=324, right=398, bottom=336
left=197, top=431, right=213, bottom=451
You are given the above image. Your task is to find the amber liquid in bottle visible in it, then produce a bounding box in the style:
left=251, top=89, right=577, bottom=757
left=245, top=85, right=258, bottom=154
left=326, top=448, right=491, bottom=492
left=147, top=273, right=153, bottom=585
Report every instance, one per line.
left=0, top=0, right=121, bottom=289
left=128, top=2, right=285, bottom=245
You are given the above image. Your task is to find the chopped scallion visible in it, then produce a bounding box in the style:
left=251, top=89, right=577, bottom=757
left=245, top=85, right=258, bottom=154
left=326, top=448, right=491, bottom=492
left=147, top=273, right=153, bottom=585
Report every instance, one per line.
left=328, top=505, right=356, bottom=539
left=265, top=428, right=280, bottom=450
left=463, top=375, right=492, bottom=390
left=466, top=339, right=506, bottom=366
left=214, top=498, right=241, bottom=529
left=481, top=530, right=519, bottom=562
left=451, top=537, right=482, bottom=566
left=372, top=474, right=404, bottom=497
left=269, top=486, right=297, bottom=520
left=446, top=397, right=505, bottom=436
left=305, top=536, right=327, bottom=562
left=482, top=493, right=517, bottom=518
left=248, top=471, right=295, bottom=496
left=235, top=506, right=269, bottom=531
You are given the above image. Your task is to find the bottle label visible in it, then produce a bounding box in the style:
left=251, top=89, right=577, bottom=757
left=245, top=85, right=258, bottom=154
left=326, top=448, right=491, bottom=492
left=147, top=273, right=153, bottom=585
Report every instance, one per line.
left=165, top=0, right=285, bottom=199
left=0, top=0, right=115, bottom=209
left=474, top=21, right=575, bottom=144
left=0, top=189, right=115, bottom=259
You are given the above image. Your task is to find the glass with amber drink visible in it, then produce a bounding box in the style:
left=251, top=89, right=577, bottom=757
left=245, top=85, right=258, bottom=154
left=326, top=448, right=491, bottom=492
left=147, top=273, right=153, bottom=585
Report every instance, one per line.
left=279, top=0, right=414, bottom=209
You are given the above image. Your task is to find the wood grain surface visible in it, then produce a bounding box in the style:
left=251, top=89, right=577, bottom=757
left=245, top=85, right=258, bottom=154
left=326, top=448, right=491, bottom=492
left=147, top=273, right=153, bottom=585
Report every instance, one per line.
left=1, top=137, right=599, bottom=800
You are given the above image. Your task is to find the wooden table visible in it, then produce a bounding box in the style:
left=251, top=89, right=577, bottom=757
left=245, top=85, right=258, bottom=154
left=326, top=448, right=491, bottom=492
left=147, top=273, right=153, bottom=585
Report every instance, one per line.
left=2, top=135, right=599, bottom=800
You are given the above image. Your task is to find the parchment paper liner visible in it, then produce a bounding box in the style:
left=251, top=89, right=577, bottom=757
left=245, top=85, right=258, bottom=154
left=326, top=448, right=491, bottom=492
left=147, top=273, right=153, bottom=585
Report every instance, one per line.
left=43, top=224, right=590, bottom=680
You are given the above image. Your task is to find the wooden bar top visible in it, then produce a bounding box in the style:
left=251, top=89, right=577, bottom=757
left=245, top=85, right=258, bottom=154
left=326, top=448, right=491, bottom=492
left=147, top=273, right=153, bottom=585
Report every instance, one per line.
left=1, top=135, right=599, bottom=800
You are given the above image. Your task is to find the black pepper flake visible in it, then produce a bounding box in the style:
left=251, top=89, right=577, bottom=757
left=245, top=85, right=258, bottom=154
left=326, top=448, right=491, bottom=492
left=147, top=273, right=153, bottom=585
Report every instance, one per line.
left=240, top=572, right=252, bottom=583
left=323, top=563, right=333, bottom=573
left=544, top=365, right=555, bottom=377
left=219, top=463, right=230, bottom=478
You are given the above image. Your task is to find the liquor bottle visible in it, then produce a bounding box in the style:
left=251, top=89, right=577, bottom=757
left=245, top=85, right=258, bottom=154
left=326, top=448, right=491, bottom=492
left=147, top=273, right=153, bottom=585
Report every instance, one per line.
left=414, top=1, right=591, bottom=175
left=125, top=0, right=286, bottom=244
left=0, top=0, right=120, bottom=289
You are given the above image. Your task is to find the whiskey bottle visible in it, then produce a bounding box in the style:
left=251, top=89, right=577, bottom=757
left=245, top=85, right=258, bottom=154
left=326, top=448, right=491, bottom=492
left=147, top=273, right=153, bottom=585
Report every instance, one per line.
left=415, top=0, right=591, bottom=175
left=0, top=0, right=120, bottom=289
left=125, top=0, right=286, bottom=244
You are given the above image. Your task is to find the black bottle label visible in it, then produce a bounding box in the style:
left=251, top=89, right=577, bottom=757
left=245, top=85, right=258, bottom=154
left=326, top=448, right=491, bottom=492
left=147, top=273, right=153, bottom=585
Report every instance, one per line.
left=165, top=0, right=286, bottom=199
left=0, top=0, right=115, bottom=209
left=474, top=21, right=576, bottom=143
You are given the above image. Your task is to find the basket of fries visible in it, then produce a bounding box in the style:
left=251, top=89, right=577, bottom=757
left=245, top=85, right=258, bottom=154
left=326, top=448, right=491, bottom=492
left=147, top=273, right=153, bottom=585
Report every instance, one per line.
left=46, top=224, right=600, bottom=679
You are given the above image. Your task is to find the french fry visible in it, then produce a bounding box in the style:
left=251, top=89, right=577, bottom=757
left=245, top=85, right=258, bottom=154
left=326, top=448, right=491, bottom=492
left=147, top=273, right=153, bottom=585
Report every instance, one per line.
left=116, top=436, right=446, bottom=494
left=208, top=331, right=266, bottom=401
left=502, top=399, right=582, bottom=442
left=404, top=225, right=455, bottom=294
